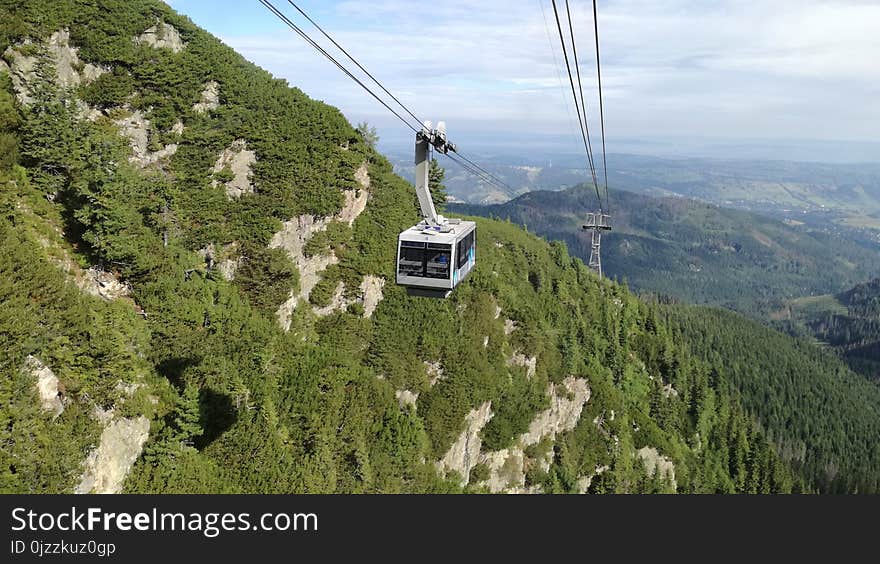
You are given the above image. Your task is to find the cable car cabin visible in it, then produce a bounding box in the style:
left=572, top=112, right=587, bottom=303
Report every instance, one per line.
left=396, top=220, right=476, bottom=298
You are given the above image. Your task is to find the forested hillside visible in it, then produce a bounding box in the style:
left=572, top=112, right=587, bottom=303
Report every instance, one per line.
left=1, top=0, right=877, bottom=494
left=453, top=187, right=880, bottom=316
left=664, top=304, right=880, bottom=493
left=776, top=279, right=880, bottom=383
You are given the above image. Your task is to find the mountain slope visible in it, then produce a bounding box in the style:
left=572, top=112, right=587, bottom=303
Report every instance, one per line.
left=452, top=187, right=880, bottom=316
left=776, top=279, right=880, bottom=383
left=0, top=0, right=876, bottom=494
left=665, top=304, right=880, bottom=493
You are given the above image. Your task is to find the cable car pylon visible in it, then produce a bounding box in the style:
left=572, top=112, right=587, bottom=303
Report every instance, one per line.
left=582, top=212, right=611, bottom=277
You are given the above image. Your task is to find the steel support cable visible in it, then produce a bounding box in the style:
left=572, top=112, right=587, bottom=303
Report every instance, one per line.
left=448, top=156, right=509, bottom=195
left=592, top=0, right=610, bottom=214
left=259, top=0, right=419, bottom=133
left=452, top=152, right=516, bottom=197
left=565, top=0, right=601, bottom=202
left=284, top=0, right=424, bottom=130
left=444, top=152, right=510, bottom=194
left=261, top=1, right=513, bottom=197
left=550, top=0, right=604, bottom=213
left=539, top=0, right=580, bottom=148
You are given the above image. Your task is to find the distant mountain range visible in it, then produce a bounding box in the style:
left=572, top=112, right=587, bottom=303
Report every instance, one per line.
left=392, top=152, right=880, bottom=238
left=452, top=186, right=880, bottom=316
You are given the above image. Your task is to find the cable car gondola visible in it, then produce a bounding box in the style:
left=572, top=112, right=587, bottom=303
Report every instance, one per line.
left=396, top=122, right=476, bottom=298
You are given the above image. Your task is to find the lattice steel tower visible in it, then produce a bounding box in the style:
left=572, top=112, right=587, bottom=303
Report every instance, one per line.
left=582, top=212, right=611, bottom=277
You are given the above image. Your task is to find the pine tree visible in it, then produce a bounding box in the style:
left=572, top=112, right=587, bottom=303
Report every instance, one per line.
left=355, top=121, right=378, bottom=149
left=173, top=385, right=203, bottom=448
left=429, top=158, right=448, bottom=210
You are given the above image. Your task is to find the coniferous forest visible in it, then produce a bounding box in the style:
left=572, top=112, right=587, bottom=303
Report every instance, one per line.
left=1, top=0, right=879, bottom=495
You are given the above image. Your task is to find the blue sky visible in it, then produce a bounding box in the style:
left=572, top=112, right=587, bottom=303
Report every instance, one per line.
left=166, top=1, right=880, bottom=159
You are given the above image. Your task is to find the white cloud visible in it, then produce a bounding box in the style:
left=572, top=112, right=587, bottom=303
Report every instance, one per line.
left=226, top=0, right=880, bottom=149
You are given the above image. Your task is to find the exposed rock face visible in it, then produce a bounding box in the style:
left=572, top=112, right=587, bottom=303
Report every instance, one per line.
left=269, top=162, right=373, bottom=328
left=24, top=356, right=64, bottom=418
left=637, top=446, right=677, bottom=491
left=311, top=281, right=347, bottom=317
left=3, top=30, right=107, bottom=106
left=212, top=139, right=256, bottom=199
left=437, top=401, right=494, bottom=485
left=135, top=21, right=185, bottom=53
left=576, top=465, right=610, bottom=494
left=270, top=215, right=339, bottom=328
left=193, top=80, right=219, bottom=113
left=3, top=43, right=39, bottom=105
left=507, top=352, right=536, bottom=379
left=198, top=243, right=239, bottom=281
left=338, top=187, right=370, bottom=227
left=336, top=162, right=370, bottom=226
left=309, top=275, right=385, bottom=319
left=217, top=259, right=239, bottom=281
left=275, top=293, right=299, bottom=333
left=75, top=99, right=103, bottom=122
left=113, top=109, right=178, bottom=167
left=481, top=448, right=526, bottom=492
left=80, top=267, right=131, bottom=301
left=475, top=377, right=591, bottom=493
left=360, top=275, right=385, bottom=318
left=520, top=377, right=590, bottom=447
left=395, top=389, right=419, bottom=408
left=504, top=319, right=517, bottom=335
left=425, top=360, right=445, bottom=386
left=115, top=110, right=149, bottom=157
left=47, top=29, right=83, bottom=88
left=76, top=416, right=149, bottom=494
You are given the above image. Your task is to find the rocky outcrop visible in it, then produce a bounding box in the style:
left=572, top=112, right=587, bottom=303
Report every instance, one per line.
left=576, top=465, right=610, bottom=494
left=193, top=80, right=220, bottom=113
left=425, top=361, right=445, bottom=386
left=135, top=21, right=185, bottom=53
left=520, top=377, right=590, bottom=447
left=395, top=389, right=419, bottom=408
left=3, top=29, right=106, bottom=105
left=481, top=448, right=526, bottom=492
left=637, top=446, right=677, bottom=491
left=437, top=401, right=493, bottom=485
left=270, top=215, right=339, bottom=328
left=270, top=162, right=373, bottom=328
left=80, top=267, right=131, bottom=301
left=475, top=377, right=591, bottom=493
left=311, top=281, right=347, bottom=317
left=506, top=352, right=536, bottom=379
left=24, top=356, right=65, bottom=418
left=47, top=29, right=86, bottom=88
left=115, top=110, right=149, bottom=157
left=76, top=416, right=149, bottom=494
left=212, top=139, right=256, bottom=199
left=198, top=243, right=240, bottom=281
left=4, top=41, right=39, bottom=105
left=114, top=109, right=178, bottom=168
left=275, top=293, right=299, bottom=333
left=336, top=163, right=370, bottom=226
left=360, top=275, right=385, bottom=318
